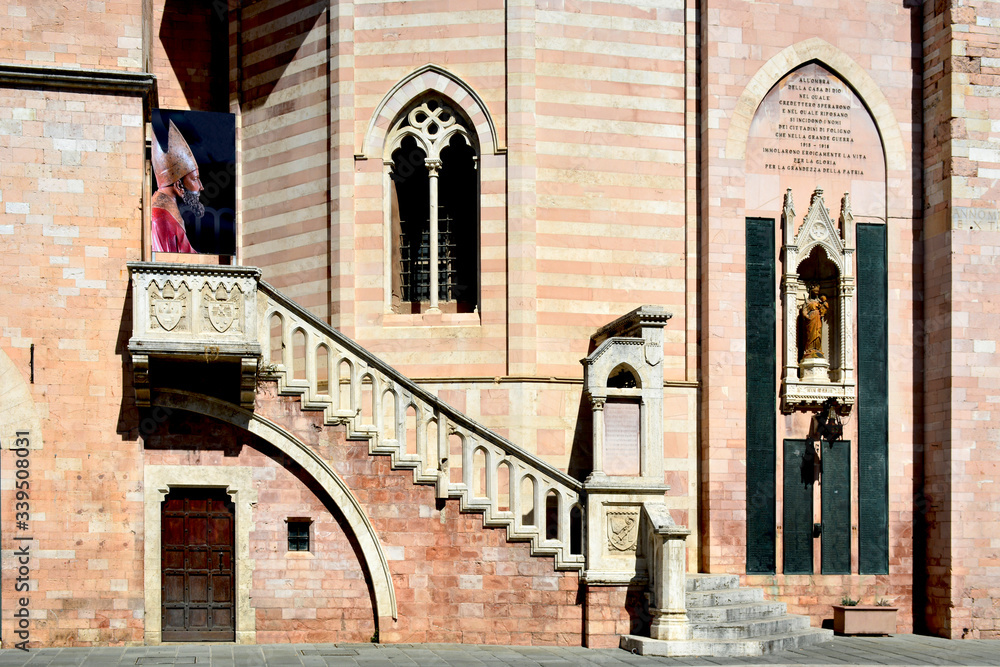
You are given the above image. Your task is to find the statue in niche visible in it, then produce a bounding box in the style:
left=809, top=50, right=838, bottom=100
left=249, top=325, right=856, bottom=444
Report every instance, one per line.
left=800, top=283, right=829, bottom=360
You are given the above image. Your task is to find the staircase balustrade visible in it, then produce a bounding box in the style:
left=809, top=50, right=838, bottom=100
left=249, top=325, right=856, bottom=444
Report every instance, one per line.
left=259, top=283, right=585, bottom=571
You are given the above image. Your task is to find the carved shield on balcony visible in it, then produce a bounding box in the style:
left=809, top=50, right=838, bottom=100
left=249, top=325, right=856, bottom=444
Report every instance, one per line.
left=151, top=284, right=186, bottom=331
left=209, top=302, right=235, bottom=332
left=607, top=510, right=639, bottom=552
left=205, top=285, right=242, bottom=333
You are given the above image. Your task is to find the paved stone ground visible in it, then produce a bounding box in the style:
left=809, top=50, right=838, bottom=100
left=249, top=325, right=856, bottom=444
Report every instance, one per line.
left=0, top=636, right=998, bottom=667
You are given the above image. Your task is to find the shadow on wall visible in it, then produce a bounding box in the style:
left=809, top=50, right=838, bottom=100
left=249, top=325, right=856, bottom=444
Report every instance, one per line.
left=116, top=279, right=138, bottom=441
left=567, top=397, right=593, bottom=483
left=237, top=0, right=328, bottom=112
left=159, top=0, right=230, bottom=112
left=160, top=0, right=327, bottom=112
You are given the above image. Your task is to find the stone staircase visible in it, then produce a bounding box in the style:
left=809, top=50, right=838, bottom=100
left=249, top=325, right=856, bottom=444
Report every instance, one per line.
left=621, top=573, right=833, bottom=656
left=258, top=281, right=586, bottom=571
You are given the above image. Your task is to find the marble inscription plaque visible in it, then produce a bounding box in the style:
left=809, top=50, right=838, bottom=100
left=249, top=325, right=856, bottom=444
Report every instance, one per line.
left=759, top=72, right=866, bottom=177
left=746, top=63, right=885, bottom=219
left=603, top=400, right=640, bottom=476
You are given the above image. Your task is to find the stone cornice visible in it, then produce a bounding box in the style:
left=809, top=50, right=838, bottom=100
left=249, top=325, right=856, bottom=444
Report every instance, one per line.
left=591, top=305, right=672, bottom=346
left=0, top=64, right=155, bottom=96
left=127, top=261, right=261, bottom=280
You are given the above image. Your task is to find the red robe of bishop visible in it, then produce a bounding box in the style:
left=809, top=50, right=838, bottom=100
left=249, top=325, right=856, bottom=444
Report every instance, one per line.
left=151, top=189, right=195, bottom=253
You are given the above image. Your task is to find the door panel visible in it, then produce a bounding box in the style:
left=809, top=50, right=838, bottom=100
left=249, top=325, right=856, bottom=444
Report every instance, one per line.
left=161, top=488, right=236, bottom=641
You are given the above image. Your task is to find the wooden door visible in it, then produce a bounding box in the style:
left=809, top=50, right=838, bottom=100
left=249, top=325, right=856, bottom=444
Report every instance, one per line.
left=161, top=489, right=236, bottom=641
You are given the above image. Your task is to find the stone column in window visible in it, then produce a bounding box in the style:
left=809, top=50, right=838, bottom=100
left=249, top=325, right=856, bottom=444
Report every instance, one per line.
left=425, top=158, right=442, bottom=312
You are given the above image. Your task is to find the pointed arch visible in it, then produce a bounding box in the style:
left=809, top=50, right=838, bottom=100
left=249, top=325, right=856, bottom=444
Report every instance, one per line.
left=725, top=38, right=905, bottom=172
left=150, top=388, right=398, bottom=623
left=361, top=64, right=502, bottom=158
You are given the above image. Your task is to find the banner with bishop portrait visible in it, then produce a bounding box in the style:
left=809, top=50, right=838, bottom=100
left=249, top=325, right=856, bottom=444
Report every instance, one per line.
left=150, top=109, right=236, bottom=256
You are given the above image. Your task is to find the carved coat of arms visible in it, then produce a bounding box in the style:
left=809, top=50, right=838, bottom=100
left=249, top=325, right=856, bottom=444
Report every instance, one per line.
left=150, top=283, right=187, bottom=331
left=607, top=510, right=639, bottom=552
left=645, top=340, right=663, bottom=367
left=204, top=284, right=242, bottom=334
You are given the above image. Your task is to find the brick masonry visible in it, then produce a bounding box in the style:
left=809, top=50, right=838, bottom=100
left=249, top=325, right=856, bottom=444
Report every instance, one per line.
left=257, top=388, right=586, bottom=645
left=0, top=87, right=145, bottom=645
left=0, top=0, right=998, bottom=649
left=922, top=0, right=1000, bottom=638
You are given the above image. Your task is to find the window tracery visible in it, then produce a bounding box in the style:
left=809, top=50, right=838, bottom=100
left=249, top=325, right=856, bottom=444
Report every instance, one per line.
left=386, top=98, right=479, bottom=313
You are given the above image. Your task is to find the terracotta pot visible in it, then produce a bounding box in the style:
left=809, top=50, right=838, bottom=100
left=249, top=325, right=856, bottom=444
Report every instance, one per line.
left=832, top=605, right=898, bottom=635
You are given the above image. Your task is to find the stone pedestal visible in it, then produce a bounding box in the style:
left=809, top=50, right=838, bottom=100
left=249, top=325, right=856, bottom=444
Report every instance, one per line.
left=581, top=306, right=672, bottom=587
left=580, top=306, right=689, bottom=646
left=799, top=356, right=831, bottom=383
left=642, top=502, right=691, bottom=641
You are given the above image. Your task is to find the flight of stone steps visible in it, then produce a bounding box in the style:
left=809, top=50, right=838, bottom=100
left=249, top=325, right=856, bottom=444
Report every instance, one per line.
left=258, top=282, right=586, bottom=571
left=622, top=573, right=833, bottom=656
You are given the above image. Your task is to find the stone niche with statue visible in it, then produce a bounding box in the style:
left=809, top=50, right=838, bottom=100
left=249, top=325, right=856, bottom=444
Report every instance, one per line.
left=781, top=187, right=856, bottom=411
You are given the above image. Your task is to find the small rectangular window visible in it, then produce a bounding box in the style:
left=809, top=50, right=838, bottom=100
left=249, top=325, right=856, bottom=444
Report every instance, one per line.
left=287, top=519, right=311, bottom=552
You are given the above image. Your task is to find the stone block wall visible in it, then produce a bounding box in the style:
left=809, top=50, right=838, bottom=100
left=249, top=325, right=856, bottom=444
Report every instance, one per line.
left=922, top=0, right=1000, bottom=639
left=151, top=0, right=228, bottom=112
left=0, top=87, right=146, bottom=646
left=143, top=417, right=377, bottom=644
left=230, top=0, right=698, bottom=557
left=0, top=0, right=142, bottom=69
left=250, top=388, right=589, bottom=645
left=347, top=0, right=509, bottom=370
left=238, top=0, right=331, bottom=319
left=232, top=0, right=696, bottom=416
left=5, top=0, right=998, bottom=647
left=698, top=0, right=922, bottom=630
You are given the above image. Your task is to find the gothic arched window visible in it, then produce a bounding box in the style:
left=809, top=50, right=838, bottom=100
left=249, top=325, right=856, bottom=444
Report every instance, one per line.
left=387, top=97, right=478, bottom=314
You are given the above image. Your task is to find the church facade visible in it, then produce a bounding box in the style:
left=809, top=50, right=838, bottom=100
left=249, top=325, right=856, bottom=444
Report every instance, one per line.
left=0, top=0, right=998, bottom=649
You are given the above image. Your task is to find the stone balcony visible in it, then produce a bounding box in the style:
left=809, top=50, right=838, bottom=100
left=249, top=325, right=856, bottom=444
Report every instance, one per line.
left=127, top=262, right=262, bottom=409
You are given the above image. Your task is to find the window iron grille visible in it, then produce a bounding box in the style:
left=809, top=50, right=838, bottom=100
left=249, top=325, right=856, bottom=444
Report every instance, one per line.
left=400, top=208, right=463, bottom=303
left=287, top=520, right=310, bottom=552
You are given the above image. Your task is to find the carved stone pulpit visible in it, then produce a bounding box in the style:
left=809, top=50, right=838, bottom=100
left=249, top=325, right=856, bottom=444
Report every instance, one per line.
left=581, top=306, right=673, bottom=585
left=128, top=262, right=262, bottom=409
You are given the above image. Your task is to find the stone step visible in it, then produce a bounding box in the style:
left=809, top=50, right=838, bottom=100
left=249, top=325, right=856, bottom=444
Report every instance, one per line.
left=686, top=600, right=787, bottom=623
left=686, top=586, right=765, bottom=607
left=621, top=627, right=834, bottom=657
left=686, top=573, right=739, bottom=592
left=689, top=614, right=812, bottom=640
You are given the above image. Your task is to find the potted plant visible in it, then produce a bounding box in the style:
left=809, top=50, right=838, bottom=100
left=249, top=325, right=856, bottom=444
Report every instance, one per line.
left=832, top=597, right=898, bottom=635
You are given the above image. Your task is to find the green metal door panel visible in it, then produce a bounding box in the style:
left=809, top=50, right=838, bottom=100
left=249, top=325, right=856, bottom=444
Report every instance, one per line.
left=783, top=439, right=813, bottom=575
left=746, top=218, right=776, bottom=574
left=857, top=223, right=889, bottom=574
left=822, top=440, right=851, bottom=574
